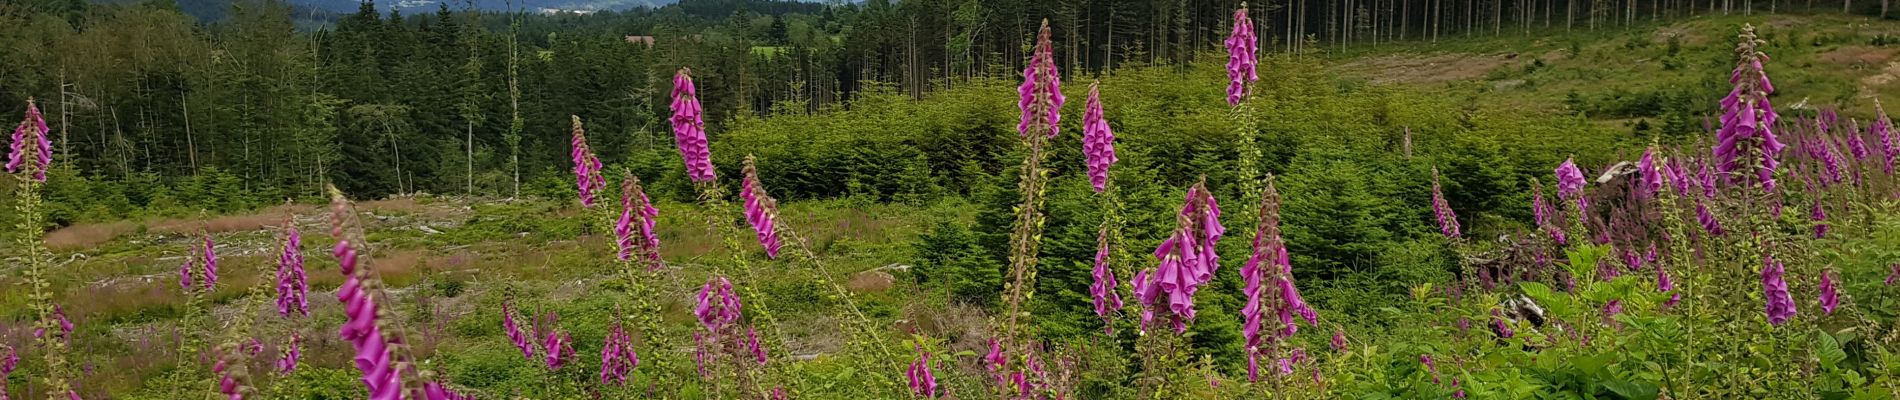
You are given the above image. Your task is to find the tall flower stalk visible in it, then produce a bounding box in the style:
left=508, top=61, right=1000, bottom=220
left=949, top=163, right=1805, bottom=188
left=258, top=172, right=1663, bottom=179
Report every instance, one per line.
left=1431, top=168, right=1461, bottom=239
left=329, top=186, right=406, bottom=399
left=1713, top=24, right=1785, bottom=193
left=1001, top=19, right=1063, bottom=342
left=276, top=214, right=309, bottom=317
left=1082, top=82, right=1124, bottom=335
left=1132, top=178, right=1224, bottom=334
left=672, top=68, right=716, bottom=183
left=1227, top=3, right=1265, bottom=204
left=614, top=171, right=662, bottom=268
left=10, top=99, right=64, bottom=394
left=1241, top=175, right=1318, bottom=383
left=569, top=115, right=606, bottom=208
left=739, top=156, right=784, bottom=259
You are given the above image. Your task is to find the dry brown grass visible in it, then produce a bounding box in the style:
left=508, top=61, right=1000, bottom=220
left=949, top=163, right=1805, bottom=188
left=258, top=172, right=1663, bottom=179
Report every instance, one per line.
left=45, top=203, right=315, bottom=251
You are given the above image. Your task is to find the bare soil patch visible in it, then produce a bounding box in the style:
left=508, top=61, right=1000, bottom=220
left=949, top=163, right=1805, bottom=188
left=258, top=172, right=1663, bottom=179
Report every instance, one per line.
left=1335, top=53, right=1512, bottom=84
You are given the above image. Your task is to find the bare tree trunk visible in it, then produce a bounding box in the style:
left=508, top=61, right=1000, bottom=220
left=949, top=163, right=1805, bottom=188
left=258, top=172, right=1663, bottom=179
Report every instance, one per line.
left=466, top=120, right=473, bottom=196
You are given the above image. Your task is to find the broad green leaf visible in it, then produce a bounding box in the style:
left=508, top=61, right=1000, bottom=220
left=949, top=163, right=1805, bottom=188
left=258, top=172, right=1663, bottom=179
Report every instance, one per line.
left=1601, top=380, right=1660, bottom=400
left=1817, top=330, right=1847, bottom=368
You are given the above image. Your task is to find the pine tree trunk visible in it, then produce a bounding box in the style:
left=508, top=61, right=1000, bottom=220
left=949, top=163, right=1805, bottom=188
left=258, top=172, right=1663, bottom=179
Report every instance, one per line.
left=466, top=120, right=473, bottom=196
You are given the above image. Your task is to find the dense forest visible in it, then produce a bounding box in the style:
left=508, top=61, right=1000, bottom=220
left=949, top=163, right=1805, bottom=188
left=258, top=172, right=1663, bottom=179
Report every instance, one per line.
left=0, top=0, right=1894, bottom=221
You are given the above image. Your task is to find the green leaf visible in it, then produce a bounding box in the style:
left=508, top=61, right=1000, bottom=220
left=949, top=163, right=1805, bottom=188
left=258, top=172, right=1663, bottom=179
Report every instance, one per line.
left=1601, top=380, right=1659, bottom=400
left=1817, top=330, right=1847, bottom=368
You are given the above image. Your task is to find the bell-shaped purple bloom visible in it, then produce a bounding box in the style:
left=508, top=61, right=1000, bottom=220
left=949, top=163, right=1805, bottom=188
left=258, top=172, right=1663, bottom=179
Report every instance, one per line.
left=334, top=243, right=400, bottom=400
left=277, top=333, right=302, bottom=374
left=670, top=68, right=716, bottom=183
left=1331, top=330, right=1347, bottom=353
left=615, top=172, right=663, bottom=268
left=1090, top=227, right=1122, bottom=334
left=1665, top=156, right=1693, bottom=196
left=1819, top=268, right=1839, bottom=315
left=1887, top=263, right=1900, bottom=286
left=694, top=276, right=744, bottom=332
left=179, top=254, right=196, bottom=291
left=1136, top=179, right=1223, bottom=333
left=744, top=327, right=767, bottom=366
left=1874, top=102, right=1896, bottom=175
left=277, top=221, right=309, bottom=317
left=740, top=156, right=783, bottom=259
left=1811, top=199, right=1829, bottom=238
left=1420, top=354, right=1439, bottom=384
left=201, top=234, right=220, bottom=290
left=501, top=301, right=534, bottom=360
left=569, top=116, right=606, bottom=207
left=6, top=100, right=51, bottom=182
left=1638, top=148, right=1663, bottom=199
left=907, top=348, right=938, bottom=398
left=1491, top=309, right=1515, bottom=339
left=1695, top=199, right=1724, bottom=236
left=599, top=319, right=639, bottom=385
left=420, top=381, right=471, bottom=400
left=1713, top=25, right=1785, bottom=193
left=1431, top=168, right=1461, bottom=238
left=983, top=338, right=1005, bottom=377
left=1556, top=157, right=1587, bottom=212
left=1081, top=83, right=1119, bottom=193
left=542, top=327, right=574, bottom=370
left=1761, top=254, right=1797, bottom=326
left=1017, top=21, right=1064, bottom=139
left=1224, top=4, right=1258, bottom=106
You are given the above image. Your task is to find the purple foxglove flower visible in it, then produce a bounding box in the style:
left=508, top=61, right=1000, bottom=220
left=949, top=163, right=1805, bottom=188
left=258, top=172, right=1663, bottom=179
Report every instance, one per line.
left=1420, top=354, right=1439, bottom=384
left=1886, top=264, right=1900, bottom=286
left=1556, top=157, right=1586, bottom=199
left=1695, top=200, right=1724, bottom=236
left=1819, top=138, right=1845, bottom=186
left=983, top=338, right=1005, bottom=376
left=1874, top=102, right=1895, bottom=175
left=1818, top=268, right=1839, bottom=315
left=277, top=220, right=308, bottom=317
left=201, top=234, right=219, bottom=290
left=615, top=172, right=663, bottom=268
left=1491, top=309, right=1515, bottom=339
left=1275, top=356, right=1294, bottom=376
left=907, top=348, right=938, bottom=398
left=501, top=301, right=534, bottom=360
left=745, top=327, right=767, bottom=365
left=1557, top=158, right=1590, bottom=216
left=277, top=333, right=302, bottom=374
left=542, top=328, right=574, bottom=370
left=599, top=320, right=638, bottom=385
left=1453, top=378, right=1466, bottom=398
left=1761, top=254, right=1797, bottom=326
left=569, top=116, right=606, bottom=207
left=1665, top=156, right=1693, bottom=196
left=1431, top=168, right=1461, bottom=238
left=1713, top=25, right=1785, bottom=193
left=1638, top=148, right=1663, bottom=198
left=1081, top=83, right=1119, bottom=193
left=671, top=68, right=716, bottom=182
left=1331, top=330, right=1347, bottom=353
left=421, top=381, right=471, bottom=400
left=179, top=254, right=196, bottom=291
left=1811, top=200, right=1828, bottom=238
left=1143, top=180, right=1223, bottom=333
left=1846, top=118, right=1871, bottom=161
left=740, top=157, right=783, bottom=259
left=1532, top=178, right=1552, bottom=227
left=6, top=100, right=51, bottom=181
left=1017, top=21, right=1064, bottom=139
left=3, top=345, right=17, bottom=375
left=49, top=304, right=73, bottom=343
left=1696, top=160, right=1719, bottom=198
left=214, top=358, right=242, bottom=400
left=333, top=238, right=400, bottom=400
left=1601, top=299, right=1625, bottom=329
left=694, top=276, right=743, bottom=332
left=1224, top=4, right=1258, bottom=106
left=1090, top=227, right=1122, bottom=334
